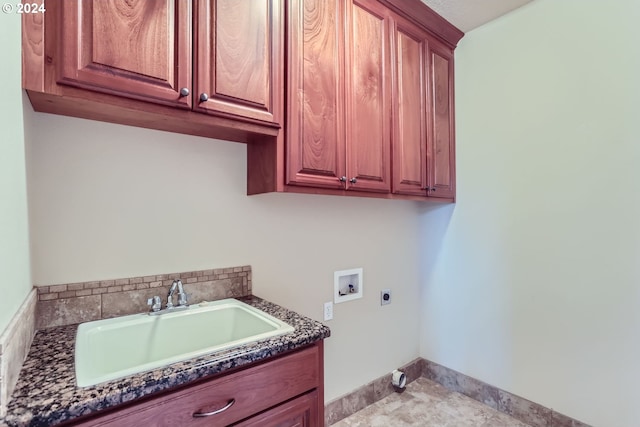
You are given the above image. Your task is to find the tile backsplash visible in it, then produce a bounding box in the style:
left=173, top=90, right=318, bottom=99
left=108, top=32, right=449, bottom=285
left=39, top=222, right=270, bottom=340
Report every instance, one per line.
left=36, top=265, right=252, bottom=329
left=0, top=289, right=36, bottom=416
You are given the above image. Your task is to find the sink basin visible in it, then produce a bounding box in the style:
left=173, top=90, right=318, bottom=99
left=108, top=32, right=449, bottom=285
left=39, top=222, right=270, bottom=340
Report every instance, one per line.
left=75, top=298, right=294, bottom=387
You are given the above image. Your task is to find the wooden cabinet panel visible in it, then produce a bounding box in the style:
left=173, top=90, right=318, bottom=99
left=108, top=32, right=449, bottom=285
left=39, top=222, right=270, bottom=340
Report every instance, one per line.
left=346, top=0, right=391, bottom=192
left=392, top=17, right=428, bottom=196
left=234, top=391, right=318, bottom=427
left=286, top=0, right=345, bottom=188
left=194, top=0, right=280, bottom=123
left=58, top=0, right=191, bottom=108
left=428, top=42, right=456, bottom=199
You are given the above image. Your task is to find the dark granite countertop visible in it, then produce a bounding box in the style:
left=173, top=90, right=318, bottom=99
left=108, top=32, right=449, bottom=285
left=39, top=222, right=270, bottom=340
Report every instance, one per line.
left=2, top=296, right=330, bottom=427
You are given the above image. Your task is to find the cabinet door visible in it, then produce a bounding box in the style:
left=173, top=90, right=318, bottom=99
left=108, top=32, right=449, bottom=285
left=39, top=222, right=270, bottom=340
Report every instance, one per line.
left=345, top=0, right=391, bottom=193
left=194, top=0, right=281, bottom=124
left=428, top=41, right=456, bottom=199
left=58, top=0, right=192, bottom=108
left=391, top=16, right=428, bottom=196
left=234, top=391, right=319, bottom=427
left=286, top=0, right=346, bottom=189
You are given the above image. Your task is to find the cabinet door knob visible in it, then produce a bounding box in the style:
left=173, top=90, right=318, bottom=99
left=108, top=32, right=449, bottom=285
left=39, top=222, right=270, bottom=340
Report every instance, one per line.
left=338, top=176, right=347, bottom=182
left=349, top=177, right=357, bottom=184
left=199, top=93, right=209, bottom=103
left=422, top=187, right=436, bottom=192
left=179, top=88, right=189, bottom=97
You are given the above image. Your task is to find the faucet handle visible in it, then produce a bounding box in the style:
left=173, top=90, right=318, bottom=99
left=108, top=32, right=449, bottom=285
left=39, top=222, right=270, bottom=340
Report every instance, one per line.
left=147, top=296, right=162, bottom=313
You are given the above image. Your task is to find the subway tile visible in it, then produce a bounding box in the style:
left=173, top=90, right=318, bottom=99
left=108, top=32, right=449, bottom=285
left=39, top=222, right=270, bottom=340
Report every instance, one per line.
left=38, top=293, right=58, bottom=301
left=58, top=291, right=76, bottom=299
left=67, top=283, right=84, bottom=291
left=48, top=285, right=67, bottom=293
left=83, top=282, right=100, bottom=290
left=114, top=278, right=129, bottom=286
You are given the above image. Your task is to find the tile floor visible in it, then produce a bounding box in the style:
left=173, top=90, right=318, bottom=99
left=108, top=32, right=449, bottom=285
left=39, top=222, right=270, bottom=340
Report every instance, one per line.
left=331, top=377, right=532, bottom=427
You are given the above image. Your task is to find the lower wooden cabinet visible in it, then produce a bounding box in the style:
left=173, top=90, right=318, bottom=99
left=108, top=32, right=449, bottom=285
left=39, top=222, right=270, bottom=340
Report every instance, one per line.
left=66, top=343, right=324, bottom=427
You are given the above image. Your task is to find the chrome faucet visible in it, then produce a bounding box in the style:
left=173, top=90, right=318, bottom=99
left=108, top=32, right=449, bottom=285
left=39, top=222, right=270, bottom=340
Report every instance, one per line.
left=147, top=279, right=188, bottom=315
left=166, top=279, right=188, bottom=309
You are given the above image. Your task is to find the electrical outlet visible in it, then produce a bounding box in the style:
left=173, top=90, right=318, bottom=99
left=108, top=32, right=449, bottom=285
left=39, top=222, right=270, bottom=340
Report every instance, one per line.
left=381, top=289, right=391, bottom=305
left=323, top=301, right=333, bottom=321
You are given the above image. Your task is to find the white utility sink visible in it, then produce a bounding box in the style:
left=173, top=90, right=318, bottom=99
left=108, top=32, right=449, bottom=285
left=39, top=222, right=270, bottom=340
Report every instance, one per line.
left=75, top=298, right=294, bottom=387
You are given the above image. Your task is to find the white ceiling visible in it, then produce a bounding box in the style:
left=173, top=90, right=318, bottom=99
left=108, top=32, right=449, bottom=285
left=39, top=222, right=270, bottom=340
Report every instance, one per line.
left=422, top=0, right=535, bottom=33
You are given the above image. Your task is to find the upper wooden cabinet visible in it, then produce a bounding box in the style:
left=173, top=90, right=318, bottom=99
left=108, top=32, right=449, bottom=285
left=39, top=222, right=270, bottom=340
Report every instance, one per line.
left=194, top=0, right=280, bottom=123
left=286, top=0, right=346, bottom=190
left=346, top=0, right=392, bottom=193
left=428, top=40, right=456, bottom=199
left=24, top=0, right=461, bottom=202
left=390, top=13, right=456, bottom=199
left=23, top=0, right=283, bottom=142
left=391, top=14, right=429, bottom=197
left=286, top=0, right=391, bottom=193
left=58, top=0, right=192, bottom=109
left=258, top=0, right=460, bottom=201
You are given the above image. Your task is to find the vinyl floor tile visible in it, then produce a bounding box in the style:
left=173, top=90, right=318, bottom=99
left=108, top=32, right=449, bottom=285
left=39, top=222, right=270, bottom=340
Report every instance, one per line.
left=331, top=378, right=532, bottom=427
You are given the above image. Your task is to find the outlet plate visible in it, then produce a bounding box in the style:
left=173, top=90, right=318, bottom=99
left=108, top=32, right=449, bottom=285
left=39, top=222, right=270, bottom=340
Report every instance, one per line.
left=323, top=301, right=333, bottom=321
left=381, top=289, right=391, bottom=305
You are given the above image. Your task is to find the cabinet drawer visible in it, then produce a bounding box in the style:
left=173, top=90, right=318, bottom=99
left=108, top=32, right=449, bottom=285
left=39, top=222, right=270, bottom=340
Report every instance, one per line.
left=234, top=391, right=318, bottom=427
left=73, top=346, right=319, bottom=427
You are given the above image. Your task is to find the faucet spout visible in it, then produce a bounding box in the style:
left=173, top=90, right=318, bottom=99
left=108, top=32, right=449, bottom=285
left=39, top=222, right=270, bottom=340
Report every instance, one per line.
left=166, top=279, right=188, bottom=309
left=166, top=280, right=178, bottom=309
left=176, top=279, right=188, bottom=307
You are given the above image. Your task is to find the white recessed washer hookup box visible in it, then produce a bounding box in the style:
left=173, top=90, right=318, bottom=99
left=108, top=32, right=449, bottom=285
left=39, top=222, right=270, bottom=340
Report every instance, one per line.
left=334, top=268, right=363, bottom=303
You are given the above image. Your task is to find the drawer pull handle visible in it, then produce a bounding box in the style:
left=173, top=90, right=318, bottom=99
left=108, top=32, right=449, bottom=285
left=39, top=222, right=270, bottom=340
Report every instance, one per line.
left=192, top=398, right=236, bottom=418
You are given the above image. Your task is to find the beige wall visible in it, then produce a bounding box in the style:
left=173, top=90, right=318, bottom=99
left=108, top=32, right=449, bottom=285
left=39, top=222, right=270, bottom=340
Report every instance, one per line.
left=26, top=113, right=422, bottom=401
left=419, top=0, right=640, bottom=426
left=0, top=12, right=33, bottom=333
